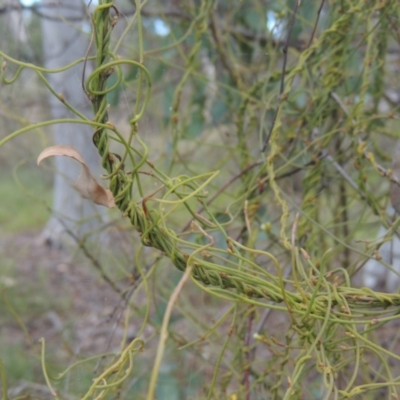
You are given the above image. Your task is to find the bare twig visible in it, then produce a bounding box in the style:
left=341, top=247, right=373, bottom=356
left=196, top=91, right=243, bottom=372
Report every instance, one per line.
left=147, top=264, right=193, bottom=400
left=244, top=308, right=255, bottom=400
left=46, top=210, right=123, bottom=296
left=262, top=0, right=301, bottom=152
left=307, top=0, right=326, bottom=48
left=244, top=199, right=252, bottom=236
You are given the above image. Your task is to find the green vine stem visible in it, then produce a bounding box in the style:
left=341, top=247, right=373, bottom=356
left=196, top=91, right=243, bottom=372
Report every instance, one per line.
left=83, top=0, right=400, bottom=316
left=2, top=1, right=400, bottom=396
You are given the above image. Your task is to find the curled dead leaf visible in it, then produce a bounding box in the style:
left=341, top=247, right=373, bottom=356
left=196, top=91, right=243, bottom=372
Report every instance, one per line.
left=37, top=145, right=115, bottom=208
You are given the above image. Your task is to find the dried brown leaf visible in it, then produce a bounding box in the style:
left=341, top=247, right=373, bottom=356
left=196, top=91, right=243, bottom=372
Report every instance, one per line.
left=37, top=145, right=115, bottom=208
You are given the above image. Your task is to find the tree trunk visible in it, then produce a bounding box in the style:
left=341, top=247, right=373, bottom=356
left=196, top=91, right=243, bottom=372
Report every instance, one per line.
left=39, top=0, right=107, bottom=246
left=362, top=140, right=400, bottom=292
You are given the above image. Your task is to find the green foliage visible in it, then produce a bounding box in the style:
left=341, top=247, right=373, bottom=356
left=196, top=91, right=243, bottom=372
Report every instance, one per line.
left=2, top=0, right=400, bottom=399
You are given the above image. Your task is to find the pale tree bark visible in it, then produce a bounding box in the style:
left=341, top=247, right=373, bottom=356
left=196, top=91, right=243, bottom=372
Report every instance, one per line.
left=362, top=208, right=400, bottom=292
left=39, top=0, right=108, bottom=246
left=5, top=0, right=27, bottom=44
left=362, top=140, right=400, bottom=292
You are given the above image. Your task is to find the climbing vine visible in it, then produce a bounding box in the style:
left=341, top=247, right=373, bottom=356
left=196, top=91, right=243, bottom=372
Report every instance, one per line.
left=2, top=0, right=400, bottom=398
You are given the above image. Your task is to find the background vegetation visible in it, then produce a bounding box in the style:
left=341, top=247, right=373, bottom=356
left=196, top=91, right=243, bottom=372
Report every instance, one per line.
left=2, top=0, right=400, bottom=399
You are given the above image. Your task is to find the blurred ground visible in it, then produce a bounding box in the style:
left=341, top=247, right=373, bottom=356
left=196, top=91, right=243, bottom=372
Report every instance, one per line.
left=3, top=228, right=400, bottom=399
left=0, top=224, right=217, bottom=399
left=0, top=227, right=132, bottom=394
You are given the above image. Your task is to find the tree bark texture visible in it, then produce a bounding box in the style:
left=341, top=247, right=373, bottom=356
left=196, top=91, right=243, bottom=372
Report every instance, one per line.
left=40, top=0, right=107, bottom=246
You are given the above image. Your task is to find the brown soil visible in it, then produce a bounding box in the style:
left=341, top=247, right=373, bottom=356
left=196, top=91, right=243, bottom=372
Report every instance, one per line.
left=0, top=229, right=135, bottom=383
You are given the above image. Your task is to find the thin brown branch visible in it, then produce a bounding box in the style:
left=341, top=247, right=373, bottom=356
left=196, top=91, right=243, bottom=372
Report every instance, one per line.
left=46, top=210, right=123, bottom=297
left=262, top=0, right=301, bottom=152
left=307, top=0, right=326, bottom=48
